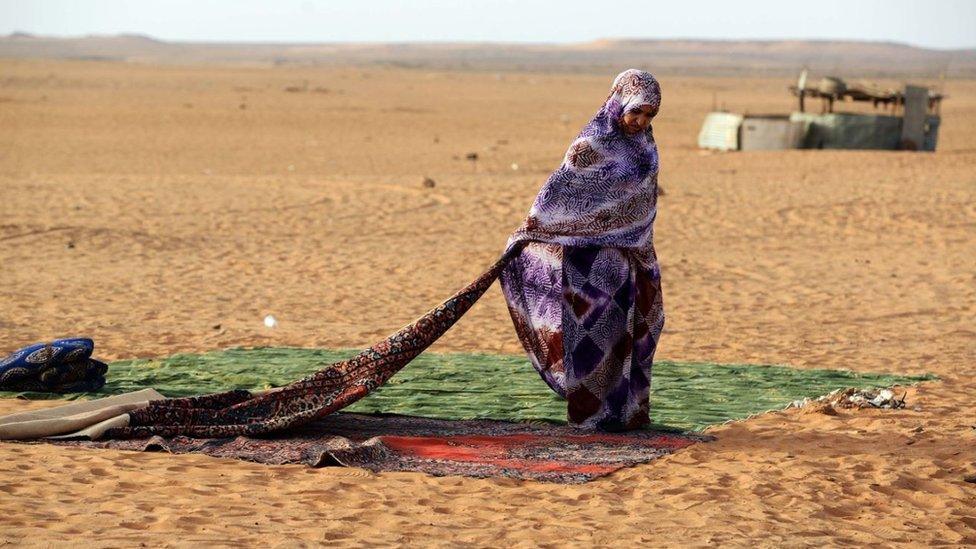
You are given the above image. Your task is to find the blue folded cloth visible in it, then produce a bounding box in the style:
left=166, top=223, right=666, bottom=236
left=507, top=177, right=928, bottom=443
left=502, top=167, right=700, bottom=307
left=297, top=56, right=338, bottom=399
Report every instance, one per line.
left=0, top=338, right=107, bottom=393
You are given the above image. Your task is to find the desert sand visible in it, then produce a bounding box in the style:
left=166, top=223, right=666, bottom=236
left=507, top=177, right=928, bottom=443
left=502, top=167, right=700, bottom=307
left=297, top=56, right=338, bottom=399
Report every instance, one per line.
left=0, top=59, right=974, bottom=546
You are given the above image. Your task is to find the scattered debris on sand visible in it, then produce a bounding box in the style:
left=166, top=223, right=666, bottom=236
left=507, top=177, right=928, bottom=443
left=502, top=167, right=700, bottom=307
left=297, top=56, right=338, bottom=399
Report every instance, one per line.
left=787, top=388, right=909, bottom=412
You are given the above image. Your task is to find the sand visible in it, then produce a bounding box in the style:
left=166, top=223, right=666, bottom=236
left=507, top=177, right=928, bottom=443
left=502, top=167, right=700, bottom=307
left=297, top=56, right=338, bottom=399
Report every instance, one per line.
left=0, top=59, right=974, bottom=546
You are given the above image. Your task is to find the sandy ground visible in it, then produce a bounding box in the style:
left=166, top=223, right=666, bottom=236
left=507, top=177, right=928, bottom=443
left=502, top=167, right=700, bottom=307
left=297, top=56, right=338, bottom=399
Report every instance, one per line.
left=0, top=60, right=974, bottom=546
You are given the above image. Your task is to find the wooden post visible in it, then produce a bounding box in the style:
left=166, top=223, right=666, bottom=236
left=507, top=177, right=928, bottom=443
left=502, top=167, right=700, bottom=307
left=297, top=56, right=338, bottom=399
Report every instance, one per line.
left=796, top=69, right=808, bottom=113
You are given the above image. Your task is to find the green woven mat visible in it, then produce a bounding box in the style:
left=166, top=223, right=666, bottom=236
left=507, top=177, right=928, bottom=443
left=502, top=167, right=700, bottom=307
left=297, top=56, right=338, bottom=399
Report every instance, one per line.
left=0, top=348, right=935, bottom=431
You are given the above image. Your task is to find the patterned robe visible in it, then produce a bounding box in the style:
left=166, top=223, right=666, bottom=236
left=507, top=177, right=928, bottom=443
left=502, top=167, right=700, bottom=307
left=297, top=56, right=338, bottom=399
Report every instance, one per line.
left=501, top=69, right=665, bottom=429
left=100, top=69, right=664, bottom=439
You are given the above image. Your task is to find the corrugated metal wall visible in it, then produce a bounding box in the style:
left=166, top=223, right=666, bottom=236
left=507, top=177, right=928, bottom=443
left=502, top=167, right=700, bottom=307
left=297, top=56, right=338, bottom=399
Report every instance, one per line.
left=697, top=112, right=742, bottom=151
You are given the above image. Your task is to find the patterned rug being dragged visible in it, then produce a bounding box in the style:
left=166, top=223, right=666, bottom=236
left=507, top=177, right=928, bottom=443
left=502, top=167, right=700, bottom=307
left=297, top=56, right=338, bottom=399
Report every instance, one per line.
left=48, top=412, right=711, bottom=483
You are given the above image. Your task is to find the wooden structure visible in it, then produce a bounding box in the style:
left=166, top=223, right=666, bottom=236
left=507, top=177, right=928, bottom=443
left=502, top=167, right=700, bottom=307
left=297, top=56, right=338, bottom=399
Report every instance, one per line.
left=788, top=70, right=944, bottom=116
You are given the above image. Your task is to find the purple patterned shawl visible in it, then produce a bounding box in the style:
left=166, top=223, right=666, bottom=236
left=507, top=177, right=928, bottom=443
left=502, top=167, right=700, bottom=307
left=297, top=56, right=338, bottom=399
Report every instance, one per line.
left=500, top=69, right=663, bottom=408
left=505, top=68, right=661, bottom=251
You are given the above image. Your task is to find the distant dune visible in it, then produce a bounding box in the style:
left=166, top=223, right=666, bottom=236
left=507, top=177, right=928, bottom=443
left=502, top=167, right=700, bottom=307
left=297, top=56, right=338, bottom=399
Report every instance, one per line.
left=1, top=33, right=974, bottom=77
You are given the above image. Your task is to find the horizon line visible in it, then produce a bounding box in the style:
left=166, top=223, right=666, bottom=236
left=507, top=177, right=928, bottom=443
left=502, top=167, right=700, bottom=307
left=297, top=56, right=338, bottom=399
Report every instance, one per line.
left=5, top=31, right=975, bottom=53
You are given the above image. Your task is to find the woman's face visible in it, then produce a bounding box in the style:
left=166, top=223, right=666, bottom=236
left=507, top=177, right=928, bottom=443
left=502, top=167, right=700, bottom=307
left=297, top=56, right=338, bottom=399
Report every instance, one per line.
left=620, top=104, right=658, bottom=135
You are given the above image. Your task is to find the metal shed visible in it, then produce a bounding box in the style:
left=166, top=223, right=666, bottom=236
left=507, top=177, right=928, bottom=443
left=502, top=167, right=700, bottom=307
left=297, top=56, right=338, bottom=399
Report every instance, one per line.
left=788, top=112, right=940, bottom=150
left=697, top=74, right=944, bottom=152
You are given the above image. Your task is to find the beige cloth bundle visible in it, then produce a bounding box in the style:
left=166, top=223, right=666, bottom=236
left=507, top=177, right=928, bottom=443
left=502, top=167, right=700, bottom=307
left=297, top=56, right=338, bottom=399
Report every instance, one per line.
left=0, top=389, right=163, bottom=440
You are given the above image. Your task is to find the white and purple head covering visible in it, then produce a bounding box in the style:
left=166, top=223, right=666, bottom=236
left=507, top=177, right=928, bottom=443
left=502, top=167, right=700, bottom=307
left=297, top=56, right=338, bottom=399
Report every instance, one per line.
left=604, top=68, right=662, bottom=135
left=506, top=68, right=662, bottom=252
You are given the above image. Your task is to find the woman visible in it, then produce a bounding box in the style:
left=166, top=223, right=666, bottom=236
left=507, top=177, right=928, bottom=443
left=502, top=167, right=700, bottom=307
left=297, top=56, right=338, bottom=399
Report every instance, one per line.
left=500, top=68, right=665, bottom=430
left=0, top=69, right=664, bottom=441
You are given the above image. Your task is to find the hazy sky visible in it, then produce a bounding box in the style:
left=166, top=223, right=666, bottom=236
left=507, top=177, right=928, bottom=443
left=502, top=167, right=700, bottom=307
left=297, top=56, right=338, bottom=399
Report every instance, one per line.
left=2, top=0, right=974, bottom=49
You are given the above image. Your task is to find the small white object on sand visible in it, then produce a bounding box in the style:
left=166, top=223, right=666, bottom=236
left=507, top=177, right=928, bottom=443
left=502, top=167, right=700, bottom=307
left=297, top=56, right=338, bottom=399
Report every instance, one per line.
left=264, top=314, right=278, bottom=329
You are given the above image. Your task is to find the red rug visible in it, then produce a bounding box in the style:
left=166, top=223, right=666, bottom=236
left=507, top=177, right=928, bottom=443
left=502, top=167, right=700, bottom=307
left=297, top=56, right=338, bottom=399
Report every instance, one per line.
left=49, top=413, right=711, bottom=483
